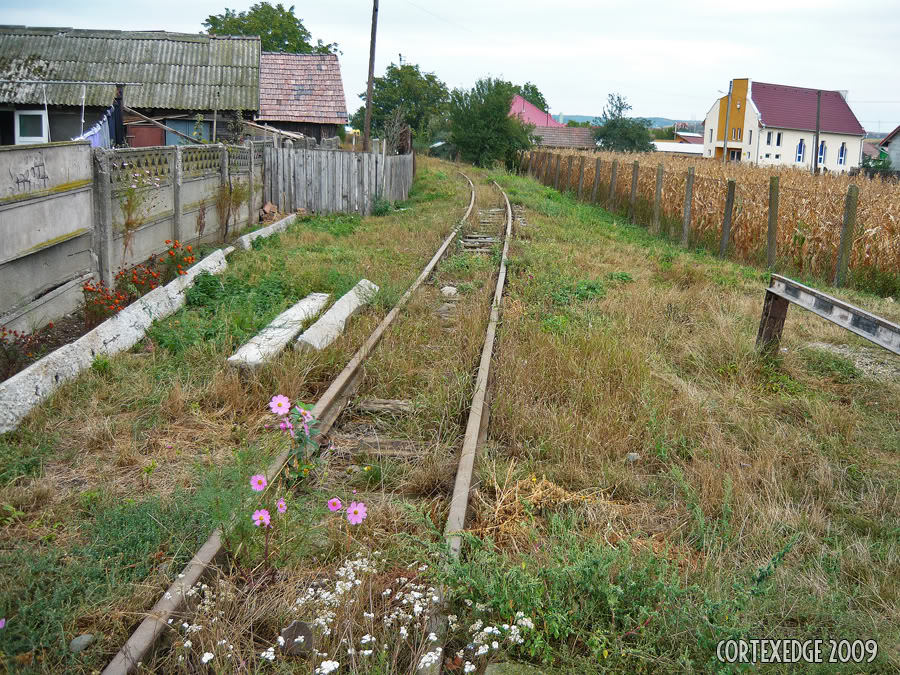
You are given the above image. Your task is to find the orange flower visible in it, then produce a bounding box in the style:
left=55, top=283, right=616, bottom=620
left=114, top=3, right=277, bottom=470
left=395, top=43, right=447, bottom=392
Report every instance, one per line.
left=165, top=240, right=171, bottom=244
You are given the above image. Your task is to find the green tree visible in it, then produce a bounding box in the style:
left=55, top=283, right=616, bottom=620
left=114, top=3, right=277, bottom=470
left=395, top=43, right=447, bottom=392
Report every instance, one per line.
left=204, top=3, right=337, bottom=54
left=650, top=125, right=676, bottom=140
left=516, top=81, right=549, bottom=112
left=449, top=77, right=534, bottom=168
left=592, top=93, right=654, bottom=153
left=349, top=62, right=449, bottom=139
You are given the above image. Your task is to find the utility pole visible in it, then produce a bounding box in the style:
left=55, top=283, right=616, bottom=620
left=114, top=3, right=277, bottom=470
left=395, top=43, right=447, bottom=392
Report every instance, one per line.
left=722, top=79, right=732, bottom=164
left=362, top=0, right=379, bottom=153
left=812, top=89, right=822, bottom=175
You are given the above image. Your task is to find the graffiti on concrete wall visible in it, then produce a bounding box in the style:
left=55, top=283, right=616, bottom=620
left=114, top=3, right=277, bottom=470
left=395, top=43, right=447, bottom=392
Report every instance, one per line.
left=6, top=150, right=50, bottom=196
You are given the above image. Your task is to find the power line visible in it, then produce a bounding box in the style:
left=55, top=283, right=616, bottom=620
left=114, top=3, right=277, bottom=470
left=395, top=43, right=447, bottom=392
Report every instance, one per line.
left=399, top=0, right=476, bottom=35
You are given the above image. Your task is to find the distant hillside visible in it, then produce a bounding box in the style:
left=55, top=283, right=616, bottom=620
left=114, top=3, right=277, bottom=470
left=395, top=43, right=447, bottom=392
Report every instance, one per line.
left=556, top=114, right=700, bottom=129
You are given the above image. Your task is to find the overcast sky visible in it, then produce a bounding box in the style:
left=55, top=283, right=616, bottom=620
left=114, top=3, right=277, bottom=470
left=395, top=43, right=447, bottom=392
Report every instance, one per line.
left=3, top=0, right=900, bottom=134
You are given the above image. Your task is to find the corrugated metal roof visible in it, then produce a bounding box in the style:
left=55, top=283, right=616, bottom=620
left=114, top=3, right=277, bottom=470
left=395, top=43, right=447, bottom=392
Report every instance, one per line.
left=0, top=26, right=260, bottom=111
left=256, top=52, right=347, bottom=124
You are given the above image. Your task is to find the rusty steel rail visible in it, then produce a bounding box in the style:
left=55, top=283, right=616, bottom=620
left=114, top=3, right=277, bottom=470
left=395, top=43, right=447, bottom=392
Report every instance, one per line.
left=444, top=182, right=512, bottom=556
left=102, top=173, right=476, bottom=675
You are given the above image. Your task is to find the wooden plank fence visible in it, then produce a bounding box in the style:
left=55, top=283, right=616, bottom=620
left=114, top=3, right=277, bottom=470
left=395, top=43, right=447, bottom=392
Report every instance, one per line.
left=265, top=143, right=414, bottom=216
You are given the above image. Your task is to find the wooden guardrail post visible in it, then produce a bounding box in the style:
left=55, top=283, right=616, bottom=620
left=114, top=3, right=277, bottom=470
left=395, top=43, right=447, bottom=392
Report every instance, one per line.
left=681, top=167, right=694, bottom=247
left=577, top=156, right=586, bottom=200
left=608, top=159, right=618, bottom=209
left=591, top=158, right=601, bottom=202
left=718, top=178, right=736, bottom=257
left=543, top=152, right=551, bottom=185
left=565, top=155, right=573, bottom=193
left=553, top=155, right=561, bottom=190
left=767, top=175, right=779, bottom=269
left=834, top=184, right=859, bottom=288
left=628, top=160, right=639, bottom=222
left=652, top=162, right=663, bottom=234
left=756, top=289, right=790, bottom=355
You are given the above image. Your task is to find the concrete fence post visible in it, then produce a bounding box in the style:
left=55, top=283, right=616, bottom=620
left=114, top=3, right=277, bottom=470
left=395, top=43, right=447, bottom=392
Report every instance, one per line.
left=767, top=175, right=779, bottom=269
left=247, top=140, right=256, bottom=225
left=577, top=156, right=586, bottom=200
left=681, top=167, right=694, bottom=247
left=608, top=159, right=618, bottom=209
left=92, top=149, right=115, bottom=285
left=628, top=160, right=639, bottom=222
left=591, top=158, right=601, bottom=203
left=173, top=145, right=184, bottom=243
left=834, top=184, right=859, bottom=288
left=718, top=178, right=737, bottom=257
left=652, top=163, right=664, bottom=234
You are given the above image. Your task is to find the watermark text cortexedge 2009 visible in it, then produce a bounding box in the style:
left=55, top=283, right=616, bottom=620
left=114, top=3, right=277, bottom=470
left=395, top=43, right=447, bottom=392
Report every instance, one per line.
left=716, top=639, right=878, bottom=664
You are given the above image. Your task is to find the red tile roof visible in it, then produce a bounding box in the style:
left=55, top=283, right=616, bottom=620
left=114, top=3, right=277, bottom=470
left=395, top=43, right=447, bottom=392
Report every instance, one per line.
left=509, top=94, right=564, bottom=127
left=257, top=52, right=348, bottom=125
left=750, top=82, right=864, bottom=136
left=863, top=142, right=883, bottom=158
left=533, top=125, right=595, bottom=149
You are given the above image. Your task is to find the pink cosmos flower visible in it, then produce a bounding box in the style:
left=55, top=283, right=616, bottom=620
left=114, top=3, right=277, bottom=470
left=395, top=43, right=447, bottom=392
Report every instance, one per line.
left=252, top=509, right=271, bottom=527
left=0, top=618, right=5, bottom=630
left=250, top=474, right=267, bottom=492
left=276, top=498, right=287, bottom=513
left=279, top=420, right=295, bottom=438
left=298, top=408, right=314, bottom=423
left=327, top=497, right=342, bottom=512
left=301, top=422, right=310, bottom=437
left=269, top=395, right=290, bottom=415
left=347, top=502, right=368, bottom=525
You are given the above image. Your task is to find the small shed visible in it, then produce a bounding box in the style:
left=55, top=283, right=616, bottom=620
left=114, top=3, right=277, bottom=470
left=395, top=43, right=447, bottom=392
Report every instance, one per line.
left=256, top=52, right=348, bottom=142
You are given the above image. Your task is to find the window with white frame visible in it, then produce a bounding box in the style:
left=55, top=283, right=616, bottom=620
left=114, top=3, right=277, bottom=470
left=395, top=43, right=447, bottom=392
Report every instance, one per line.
left=709, top=128, right=713, bottom=142
left=838, top=142, right=847, bottom=166
left=766, top=131, right=772, bottom=145
left=732, top=127, right=742, bottom=141
left=776, top=132, right=782, bottom=147
left=796, top=139, right=805, bottom=163
left=14, top=109, right=48, bottom=144
left=818, top=140, right=826, bottom=165
left=748, top=130, right=753, bottom=146
left=765, top=153, right=771, bottom=158
left=775, top=154, right=780, bottom=159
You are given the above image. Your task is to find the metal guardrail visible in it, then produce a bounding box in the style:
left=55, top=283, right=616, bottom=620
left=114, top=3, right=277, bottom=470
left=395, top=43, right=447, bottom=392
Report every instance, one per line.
left=757, top=274, right=900, bottom=355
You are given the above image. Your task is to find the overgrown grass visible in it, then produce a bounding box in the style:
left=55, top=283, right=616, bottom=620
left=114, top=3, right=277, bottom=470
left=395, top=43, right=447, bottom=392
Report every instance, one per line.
left=0, top=158, right=468, bottom=673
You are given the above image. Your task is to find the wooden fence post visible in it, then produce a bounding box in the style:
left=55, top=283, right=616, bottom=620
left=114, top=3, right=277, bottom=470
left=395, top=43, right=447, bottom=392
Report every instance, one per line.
left=577, top=156, right=586, bottom=200
left=681, top=167, right=694, bottom=247
left=628, top=160, right=639, bottom=222
left=553, top=155, right=561, bottom=191
left=591, top=158, right=601, bottom=202
left=718, top=179, right=736, bottom=257
left=834, top=184, right=859, bottom=287
left=652, top=163, right=663, bottom=234
left=756, top=289, right=790, bottom=354
left=608, top=159, right=618, bottom=209
left=565, top=155, right=573, bottom=193
left=767, top=176, right=779, bottom=269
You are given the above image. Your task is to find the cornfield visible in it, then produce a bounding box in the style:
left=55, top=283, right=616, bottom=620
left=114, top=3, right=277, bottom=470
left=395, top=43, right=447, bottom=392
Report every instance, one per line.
left=524, top=149, right=900, bottom=294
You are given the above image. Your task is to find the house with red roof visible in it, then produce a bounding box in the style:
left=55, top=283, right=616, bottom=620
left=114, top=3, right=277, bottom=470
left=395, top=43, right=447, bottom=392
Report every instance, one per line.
left=702, top=78, right=865, bottom=171
left=508, top=94, right=595, bottom=149
left=878, top=124, right=900, bottom=168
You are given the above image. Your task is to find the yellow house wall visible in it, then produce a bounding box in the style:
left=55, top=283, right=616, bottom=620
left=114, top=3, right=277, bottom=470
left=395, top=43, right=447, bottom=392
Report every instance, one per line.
left=716, top=78, right=749, bottom=143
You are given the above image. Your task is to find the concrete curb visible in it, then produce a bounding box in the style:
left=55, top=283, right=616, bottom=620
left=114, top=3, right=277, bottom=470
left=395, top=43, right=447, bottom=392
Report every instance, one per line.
left=295, top=279, right=379, bottom=351
left=227, top=292, right=330, bottom=370
left=0, top=249, right=228, bottom=434
left=233, top=214, right=295, bottom=250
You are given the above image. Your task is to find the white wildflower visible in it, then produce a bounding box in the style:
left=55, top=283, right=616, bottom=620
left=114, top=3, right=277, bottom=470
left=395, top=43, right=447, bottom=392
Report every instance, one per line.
left=201, top=652, right=214, bottom=664
left=315, top=660, right=340, bottom=674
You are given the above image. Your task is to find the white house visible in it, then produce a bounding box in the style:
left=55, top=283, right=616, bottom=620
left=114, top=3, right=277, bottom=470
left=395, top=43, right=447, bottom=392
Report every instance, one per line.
left=878, top=124, right=900, bottom=168
left=702, top=78, right=865, bottom=172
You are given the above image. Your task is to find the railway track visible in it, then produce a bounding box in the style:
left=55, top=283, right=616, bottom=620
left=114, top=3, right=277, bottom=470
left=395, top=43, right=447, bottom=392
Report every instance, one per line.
left=102, top=173, right=512, bottom=674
